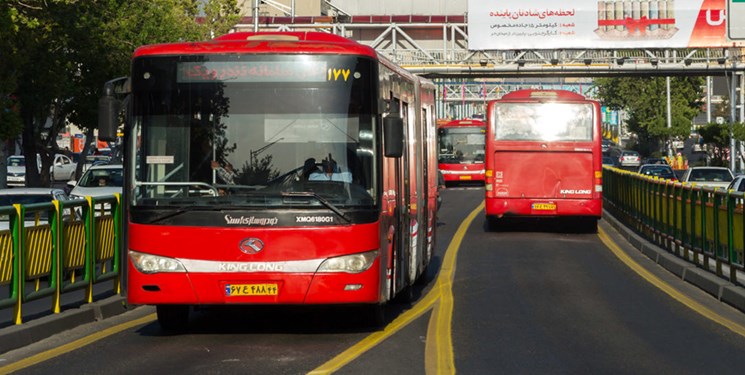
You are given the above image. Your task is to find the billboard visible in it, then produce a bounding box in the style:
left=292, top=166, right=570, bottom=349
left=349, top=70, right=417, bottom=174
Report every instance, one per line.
left=468, top=0, right=742, bottom=49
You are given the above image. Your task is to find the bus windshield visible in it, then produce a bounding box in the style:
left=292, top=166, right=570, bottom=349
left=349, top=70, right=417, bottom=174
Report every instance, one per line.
left=129, top=54, right=377, bottom=209
left=438, top=127, right=485, bottom=163
left=492, top=102, right=594, bottom=142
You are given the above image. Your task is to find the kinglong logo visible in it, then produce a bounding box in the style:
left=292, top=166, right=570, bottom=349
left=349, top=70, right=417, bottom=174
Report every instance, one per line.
left=560, top=189, right=592, bottom=195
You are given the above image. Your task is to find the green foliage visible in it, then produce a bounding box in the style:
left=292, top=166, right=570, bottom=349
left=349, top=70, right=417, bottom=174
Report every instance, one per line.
left=696, top=122, right=730, bottom=166
left=2, top=0, right=241, bottom=186
left=594, top=76, right=704, bottom=156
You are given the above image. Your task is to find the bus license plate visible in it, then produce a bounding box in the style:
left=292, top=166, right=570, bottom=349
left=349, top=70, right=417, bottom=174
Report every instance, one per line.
left=225, top=283, right=278, bottom=296
left=459, top=175, right=472, bottom=180
left=532, top=203, right=557, bottom=211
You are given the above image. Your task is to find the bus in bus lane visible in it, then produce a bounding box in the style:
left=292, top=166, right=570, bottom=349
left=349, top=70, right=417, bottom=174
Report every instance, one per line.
left=483, top=89, right=603, bottom=232
left=97, top=31, right=439, bottom=330
left=437, top=119, right=486, bottom=186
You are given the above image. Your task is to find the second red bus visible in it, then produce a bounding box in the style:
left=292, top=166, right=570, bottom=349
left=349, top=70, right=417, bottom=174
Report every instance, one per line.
left=437, top=119, right=486, bottom=185
left=484, top=89, right=603, bottom=231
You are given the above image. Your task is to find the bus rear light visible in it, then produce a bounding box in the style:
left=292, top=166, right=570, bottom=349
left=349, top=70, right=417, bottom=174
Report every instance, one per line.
left=595, top=185, right=603, bottom=192
left=130, top=250, right=186, bottom=274
left=317, top=251, right=377, bottom=274
left=485, top=183, right=493, bottom=191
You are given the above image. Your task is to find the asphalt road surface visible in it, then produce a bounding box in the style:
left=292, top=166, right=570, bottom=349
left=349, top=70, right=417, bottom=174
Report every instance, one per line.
left=2, top=187, right=745, bottom=375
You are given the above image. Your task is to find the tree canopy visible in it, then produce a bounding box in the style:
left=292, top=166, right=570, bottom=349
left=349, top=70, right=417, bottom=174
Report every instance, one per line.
left=594, top=76, right=704, bottom=156
left=0, top=0, right=240, bottom=187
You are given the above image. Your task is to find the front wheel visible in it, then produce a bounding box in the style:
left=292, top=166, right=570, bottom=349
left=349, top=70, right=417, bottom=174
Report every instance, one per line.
left=156, top=305, right=190, bottom=332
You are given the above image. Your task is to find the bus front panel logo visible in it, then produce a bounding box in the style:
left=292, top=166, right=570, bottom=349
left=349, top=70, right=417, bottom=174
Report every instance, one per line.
left=239, top=238, right=264, bottom=254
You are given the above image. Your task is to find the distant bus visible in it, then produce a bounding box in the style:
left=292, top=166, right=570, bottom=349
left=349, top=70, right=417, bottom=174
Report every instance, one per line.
left=97, top=31, right=439, bottom=330
left=437, top=119, right=486, bottom=185
left=484, top=89, right=602, bottom=231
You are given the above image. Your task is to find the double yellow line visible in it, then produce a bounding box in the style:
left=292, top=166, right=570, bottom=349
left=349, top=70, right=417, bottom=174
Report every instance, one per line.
left=310, top=202, right=485, bottom=375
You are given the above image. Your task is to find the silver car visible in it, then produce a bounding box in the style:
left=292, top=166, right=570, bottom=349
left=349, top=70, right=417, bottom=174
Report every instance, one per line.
left=0, top=188, right=76, bottom=230
left=68, top=164, right=123, bottom=199
left=5, top=154, right=77, bottom=187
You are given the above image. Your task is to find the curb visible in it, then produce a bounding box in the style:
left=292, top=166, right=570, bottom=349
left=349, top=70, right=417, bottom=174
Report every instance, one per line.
left=0, top=295, right=129, bottom=355
left=602, top=211, right=745, bottom=315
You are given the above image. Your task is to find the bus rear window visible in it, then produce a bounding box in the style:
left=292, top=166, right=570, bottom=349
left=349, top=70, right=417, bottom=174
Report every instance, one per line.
left=492, top=102, right=593, bottom=142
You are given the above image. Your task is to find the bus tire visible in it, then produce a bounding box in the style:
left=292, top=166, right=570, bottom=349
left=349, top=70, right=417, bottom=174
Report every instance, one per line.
left=156, top=305, right=190, bottom=332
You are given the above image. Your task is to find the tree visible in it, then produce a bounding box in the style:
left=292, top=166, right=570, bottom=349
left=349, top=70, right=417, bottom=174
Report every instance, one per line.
left=594, top=76, right=704, bottom=157
left=4, top=0, right=242, bottom=186
left=697, top=122, right=729, bottom=166
left=0, top=2, right=28, bottom=188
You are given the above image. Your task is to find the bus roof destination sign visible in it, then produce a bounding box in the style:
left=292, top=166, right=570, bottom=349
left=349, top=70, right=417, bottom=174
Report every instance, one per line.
left=729, top=0, right=745, bottom=40
left=178, top=61, right=328, bottom=83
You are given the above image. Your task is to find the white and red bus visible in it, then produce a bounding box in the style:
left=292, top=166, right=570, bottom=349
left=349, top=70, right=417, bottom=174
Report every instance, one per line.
left=437, top=119, right=486, bottom=185
left=484, top=89, right=602, bottom=231
left=98, top=32, right=438, bottom=329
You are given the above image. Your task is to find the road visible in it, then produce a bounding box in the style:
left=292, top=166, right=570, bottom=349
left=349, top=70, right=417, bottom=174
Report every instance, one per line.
left=2, top=187, right=745, bottom=374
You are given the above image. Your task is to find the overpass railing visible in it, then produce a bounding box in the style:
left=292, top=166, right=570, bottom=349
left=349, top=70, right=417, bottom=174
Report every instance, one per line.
left=604, top=167, right=745, bottom=287
left=0, top=195, right=121, bottom=325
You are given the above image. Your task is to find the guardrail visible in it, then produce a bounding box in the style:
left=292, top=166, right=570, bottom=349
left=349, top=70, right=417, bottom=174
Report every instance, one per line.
left=0, top=194, right=121, bottom=325
left=604, top=168, right=745, bottom=287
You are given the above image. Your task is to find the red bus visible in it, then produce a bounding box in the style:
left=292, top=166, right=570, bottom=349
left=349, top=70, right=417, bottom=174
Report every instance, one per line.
left=98, top=32, right=438, bottom=329
left=437, top=119, right=486, bottom=185
left=484, top=89, right=602, bottom=231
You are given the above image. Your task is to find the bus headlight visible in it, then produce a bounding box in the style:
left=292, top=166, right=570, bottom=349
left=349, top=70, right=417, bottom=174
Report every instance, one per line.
left=317, top=251, right=377, bottom=273
left=129, top=250, right=186, bottom=274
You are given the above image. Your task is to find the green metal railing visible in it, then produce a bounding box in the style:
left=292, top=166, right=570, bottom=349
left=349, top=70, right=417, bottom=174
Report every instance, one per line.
left=604, top=168, right=744, bottom=286
left=0, top=194, right=121, bottom=325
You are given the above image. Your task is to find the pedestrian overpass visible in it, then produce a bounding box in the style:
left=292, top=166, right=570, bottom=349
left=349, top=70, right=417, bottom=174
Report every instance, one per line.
left=232, top=15, right=743, bottom=119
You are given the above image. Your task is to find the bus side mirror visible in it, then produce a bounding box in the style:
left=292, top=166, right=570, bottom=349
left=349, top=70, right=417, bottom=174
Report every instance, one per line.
left=98, top=93, right=120, bottom=142
left=98, top=77, right=128, bottom=142
left=383, top=115, right=403, bottom=158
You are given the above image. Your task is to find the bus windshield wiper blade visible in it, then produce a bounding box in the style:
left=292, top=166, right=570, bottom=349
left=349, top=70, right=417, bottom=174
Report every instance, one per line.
left=281, top=191, right=351, bottom=223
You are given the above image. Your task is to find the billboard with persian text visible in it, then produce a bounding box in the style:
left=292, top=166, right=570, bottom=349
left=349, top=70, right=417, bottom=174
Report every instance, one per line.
left=468, top=0, right=743, bottom=49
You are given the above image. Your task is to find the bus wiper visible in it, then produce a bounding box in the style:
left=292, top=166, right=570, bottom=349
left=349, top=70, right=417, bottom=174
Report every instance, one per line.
left=281, top=191, right=351, bottom=223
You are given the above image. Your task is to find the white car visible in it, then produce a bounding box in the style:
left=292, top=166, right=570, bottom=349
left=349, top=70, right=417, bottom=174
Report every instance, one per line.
left=68, top=164, right=123, bottom=199
left=6, top=154, right=77, bottom=187
left=680, top=166, right=735, bottom=189
left=726, top=175, right=745, bottom=192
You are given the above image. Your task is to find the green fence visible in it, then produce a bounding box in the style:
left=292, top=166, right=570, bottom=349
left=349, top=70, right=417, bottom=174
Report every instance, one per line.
left=604, top=168, right=744, bottom=286
left=0, top=194, right=121, bottom=325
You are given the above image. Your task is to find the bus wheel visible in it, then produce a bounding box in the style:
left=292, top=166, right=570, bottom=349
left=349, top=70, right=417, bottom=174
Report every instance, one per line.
left=156, top=305, right=190, bottom=332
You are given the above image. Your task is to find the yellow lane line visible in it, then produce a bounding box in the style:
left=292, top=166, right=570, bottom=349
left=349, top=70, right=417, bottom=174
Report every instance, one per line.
left=311, top=202, right=484, bottom=375
left=427, top=202, right=484, bottom=375
left=307, top=284, right=440, bottom=375
left=598, top=227, right=745, bottom=337
left=0, top=313, right=157, bottom=375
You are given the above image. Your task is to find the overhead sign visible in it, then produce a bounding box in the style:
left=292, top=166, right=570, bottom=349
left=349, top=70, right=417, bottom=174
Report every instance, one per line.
left=729, top=0, right=745, bottom=40
left=468, top=0, right=742, bottom=49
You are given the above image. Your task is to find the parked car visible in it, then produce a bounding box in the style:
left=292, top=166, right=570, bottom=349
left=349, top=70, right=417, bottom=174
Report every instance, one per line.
left=0, top=188, right=76, bottom=230
left=679, top=166, right=734, bottom=189
left=602, top=156, right=616, bottom=166
left=641, top=157, right=668, bottom=165
left=727, top=175, right=745, bottom=192
left=617, top=150, right=641, bottom=168
left=637, top=164, right=677, bottom=181
left=68, top=164, right=123, bottom=199
left=5, top=153, right=77, bottom=187
left=601, top=140, right=615, bottom=154
left=80, top=155, right=112, bottom=173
